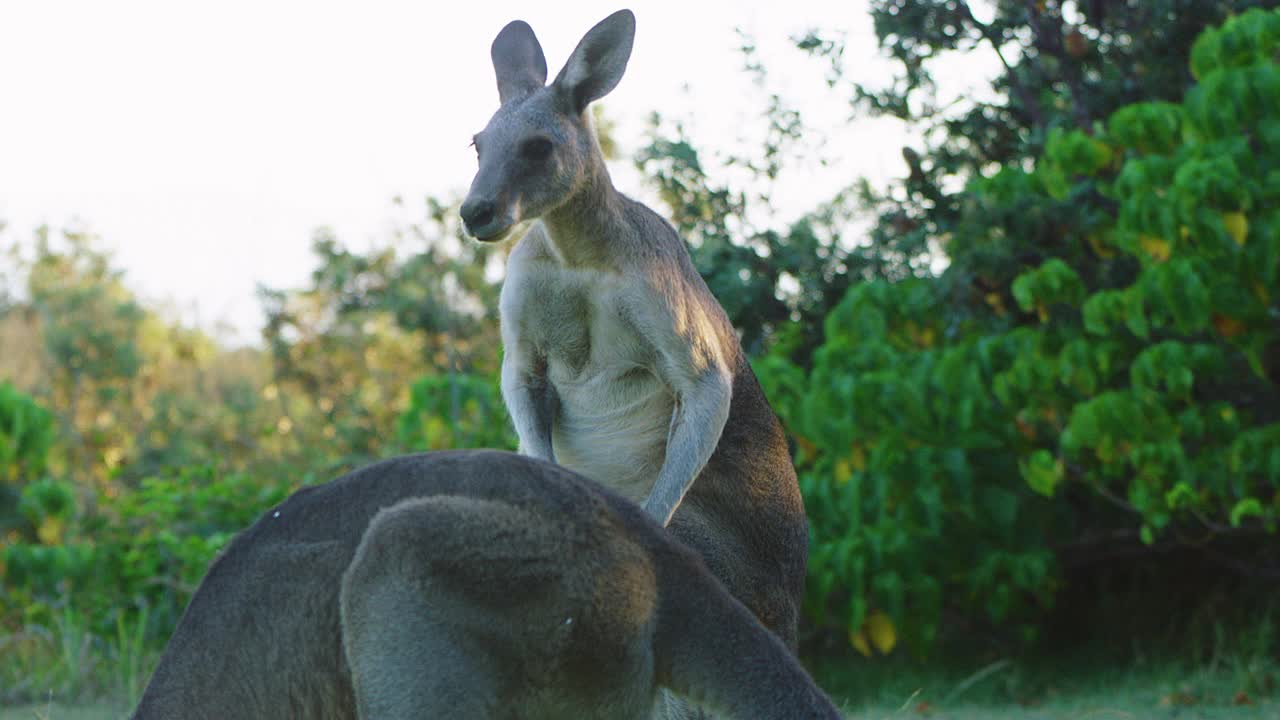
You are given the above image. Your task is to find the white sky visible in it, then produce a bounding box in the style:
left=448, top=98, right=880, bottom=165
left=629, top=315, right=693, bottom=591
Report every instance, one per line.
left=0, top=0, right=998, bottom=345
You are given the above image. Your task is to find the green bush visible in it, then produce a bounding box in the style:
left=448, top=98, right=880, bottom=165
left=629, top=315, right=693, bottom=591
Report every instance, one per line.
left=767, top=8, right=1280, bottom=655
left=397, top=373, right=515, bottom=452
left=762, top=281, right=1060, bottom=653
left=2, top=467, right=291, bottom=644
left=1, top=366, right=512, bottom=688
left=0, top=381, right=55, bottom=536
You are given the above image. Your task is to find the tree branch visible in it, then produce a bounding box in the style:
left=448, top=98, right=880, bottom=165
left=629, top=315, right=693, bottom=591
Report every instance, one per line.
left=1024, top=0, right=1093, bottom=130
left=957, top=2, right=1046, bottom=130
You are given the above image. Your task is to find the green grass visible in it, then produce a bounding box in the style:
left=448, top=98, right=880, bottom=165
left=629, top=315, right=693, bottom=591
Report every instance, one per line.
left=3, top=662, right=1276, bottom=720
left=816, top=654, right=1278, bottom=720
left=3, top=692, right=1275, bottom=720
left=842, top=689, right=1277, bottom=719
left=0, top=705, right=126, bottom=720
left=4, top=610, right=1276, bottom=720
left=0, top=604, right=156, bottom=712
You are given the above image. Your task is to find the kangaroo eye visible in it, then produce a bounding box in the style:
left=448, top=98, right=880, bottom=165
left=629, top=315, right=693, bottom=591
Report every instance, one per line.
left=521, top=137, right=554, bottom=162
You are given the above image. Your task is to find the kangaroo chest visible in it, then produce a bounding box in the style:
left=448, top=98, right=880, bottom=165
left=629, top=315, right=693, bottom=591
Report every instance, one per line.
left=502, top=259, right=674, bottom=500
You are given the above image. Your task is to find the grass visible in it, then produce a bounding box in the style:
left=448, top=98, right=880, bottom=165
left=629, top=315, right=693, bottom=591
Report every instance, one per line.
left=0, top=704, right=126, bottom=720
left=812, top=588, right=1280, bottom=719
left=2, top=660, right=1275, bottom=720
left=3, top=600, right=1275, bottom=719
left=814, top=653, right=1278, bottom=719
left=2, top=690, right=1275, bottom=720
left=0, top=603, right=156, bottom=712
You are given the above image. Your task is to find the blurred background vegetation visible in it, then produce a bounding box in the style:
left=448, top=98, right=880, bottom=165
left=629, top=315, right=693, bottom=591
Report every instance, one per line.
left=2, top=0, right=1279, bottom=713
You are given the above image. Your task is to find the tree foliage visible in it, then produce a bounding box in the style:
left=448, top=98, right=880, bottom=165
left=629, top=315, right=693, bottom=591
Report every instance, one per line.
left=0, top=382, right=55, bottom=539
left=257, top=200, right=504, bottom=473
left=762, top=7, right=1280, bottom=653
left=800, top=0, right=1271, bottom=296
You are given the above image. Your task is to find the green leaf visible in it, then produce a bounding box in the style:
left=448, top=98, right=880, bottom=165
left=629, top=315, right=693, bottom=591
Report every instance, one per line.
left=1021, top=450, right=1064, bottom=498
left=982, top=486, right=1019, bottom=530
left=1230, top=498, right=1265, bottom=527
left=1140, top=525, right=1155, bottom=546
left=1164, top=482, right=1197, bottom=510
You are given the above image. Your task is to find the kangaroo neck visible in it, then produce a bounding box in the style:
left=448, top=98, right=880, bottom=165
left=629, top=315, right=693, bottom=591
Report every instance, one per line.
left=540, top=159, right=628, bottom=271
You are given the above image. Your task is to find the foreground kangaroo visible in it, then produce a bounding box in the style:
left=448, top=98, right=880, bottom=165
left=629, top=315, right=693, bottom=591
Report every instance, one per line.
left=460, top=9, right=808, bottom=653
left=131, top=451, right=839, bottom=719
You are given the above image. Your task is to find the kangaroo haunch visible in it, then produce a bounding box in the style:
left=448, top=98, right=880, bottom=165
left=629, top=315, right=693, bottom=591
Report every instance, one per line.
left=131, top=451, right=840, bottom=720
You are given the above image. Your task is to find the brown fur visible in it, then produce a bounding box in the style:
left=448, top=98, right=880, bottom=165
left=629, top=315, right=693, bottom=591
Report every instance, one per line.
left=132, top=450, right=838, bottom=719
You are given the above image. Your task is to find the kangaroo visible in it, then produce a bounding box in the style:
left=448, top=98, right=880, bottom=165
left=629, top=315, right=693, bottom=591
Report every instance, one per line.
left=460, top=9, right=809, bottom=658
left=131, top=450, right=841, bottom=720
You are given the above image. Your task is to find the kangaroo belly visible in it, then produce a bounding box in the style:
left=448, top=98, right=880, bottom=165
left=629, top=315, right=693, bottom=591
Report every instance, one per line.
left=551, top=367, right=672, bottom=502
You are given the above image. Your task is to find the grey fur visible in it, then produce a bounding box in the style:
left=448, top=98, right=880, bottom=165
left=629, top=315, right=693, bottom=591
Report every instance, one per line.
left=491, top=21, right=547, bottom=105
left=131, top=451, right=840, bottom=719
left=461, top=9, right=809, bottom=664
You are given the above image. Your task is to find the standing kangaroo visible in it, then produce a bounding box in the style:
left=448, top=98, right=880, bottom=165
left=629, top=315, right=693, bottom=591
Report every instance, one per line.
left=460, top=9, right=808, bottom=653
left=132, top=451, right=841, bottom=720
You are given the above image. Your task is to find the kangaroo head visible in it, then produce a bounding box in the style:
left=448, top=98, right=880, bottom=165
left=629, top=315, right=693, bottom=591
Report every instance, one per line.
left=461, top=10, right=635, bottom=242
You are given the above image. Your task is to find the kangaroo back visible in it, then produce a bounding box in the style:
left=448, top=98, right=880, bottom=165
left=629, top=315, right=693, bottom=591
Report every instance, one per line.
left=133, top=451, right=837, bottom=720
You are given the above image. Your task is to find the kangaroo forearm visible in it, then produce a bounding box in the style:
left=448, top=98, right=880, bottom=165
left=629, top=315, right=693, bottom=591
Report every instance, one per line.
left=511, top=388, right=555, bottom=461
left=644, top=371, right=731, bottom=526
left=501, top=358, right=557, bottom=462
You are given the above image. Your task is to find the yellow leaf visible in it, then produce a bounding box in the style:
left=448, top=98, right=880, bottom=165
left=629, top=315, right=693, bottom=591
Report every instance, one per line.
left=794, top=435, right=817, bottom=460
left=867, top=610, right=898, bottom=654
left=850, top=627, right=872, bottom=657
left=37, top=517, right=64, bottom=545
left=850, top=445, right=868, bottom=472
left=985, top=292, right=1007, bottom=316
left=103, top=447, right=124, bottom=470
left=1087, top=233, right=1114, bottom=258
left=1139, top=234, right=1171, bottom=262
left=904, top=321, right=936, bottom=348
left=834, top=459, right=852, bottom=485
left=1222, top=212, right=1249, bottom=246
left=1090, top=138, right=1112, bottom=166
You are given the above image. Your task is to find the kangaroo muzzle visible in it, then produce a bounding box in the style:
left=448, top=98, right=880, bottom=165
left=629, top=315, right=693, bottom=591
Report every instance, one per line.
left=460, top=194, right=518, bottom=242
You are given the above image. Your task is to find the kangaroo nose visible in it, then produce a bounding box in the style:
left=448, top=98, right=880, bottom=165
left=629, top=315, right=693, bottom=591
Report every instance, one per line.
left=460, top=198, right=496, bottom=234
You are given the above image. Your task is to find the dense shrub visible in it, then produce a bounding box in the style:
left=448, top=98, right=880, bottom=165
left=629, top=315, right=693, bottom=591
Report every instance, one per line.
left=0, top=367, right=509, bottom=654
left=2, top=467, right=291, bottom=648
left=765, top=8, right=1280, bottom=654
left=397, top=373, right=515, bottom=452
left=0, top=382, right=55, bottom=537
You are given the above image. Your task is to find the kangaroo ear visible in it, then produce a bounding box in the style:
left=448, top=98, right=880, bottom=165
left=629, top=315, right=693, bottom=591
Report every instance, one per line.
left=552, top=9, right=635, bottom=113
left=492, top=20, right=548, bottom=105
